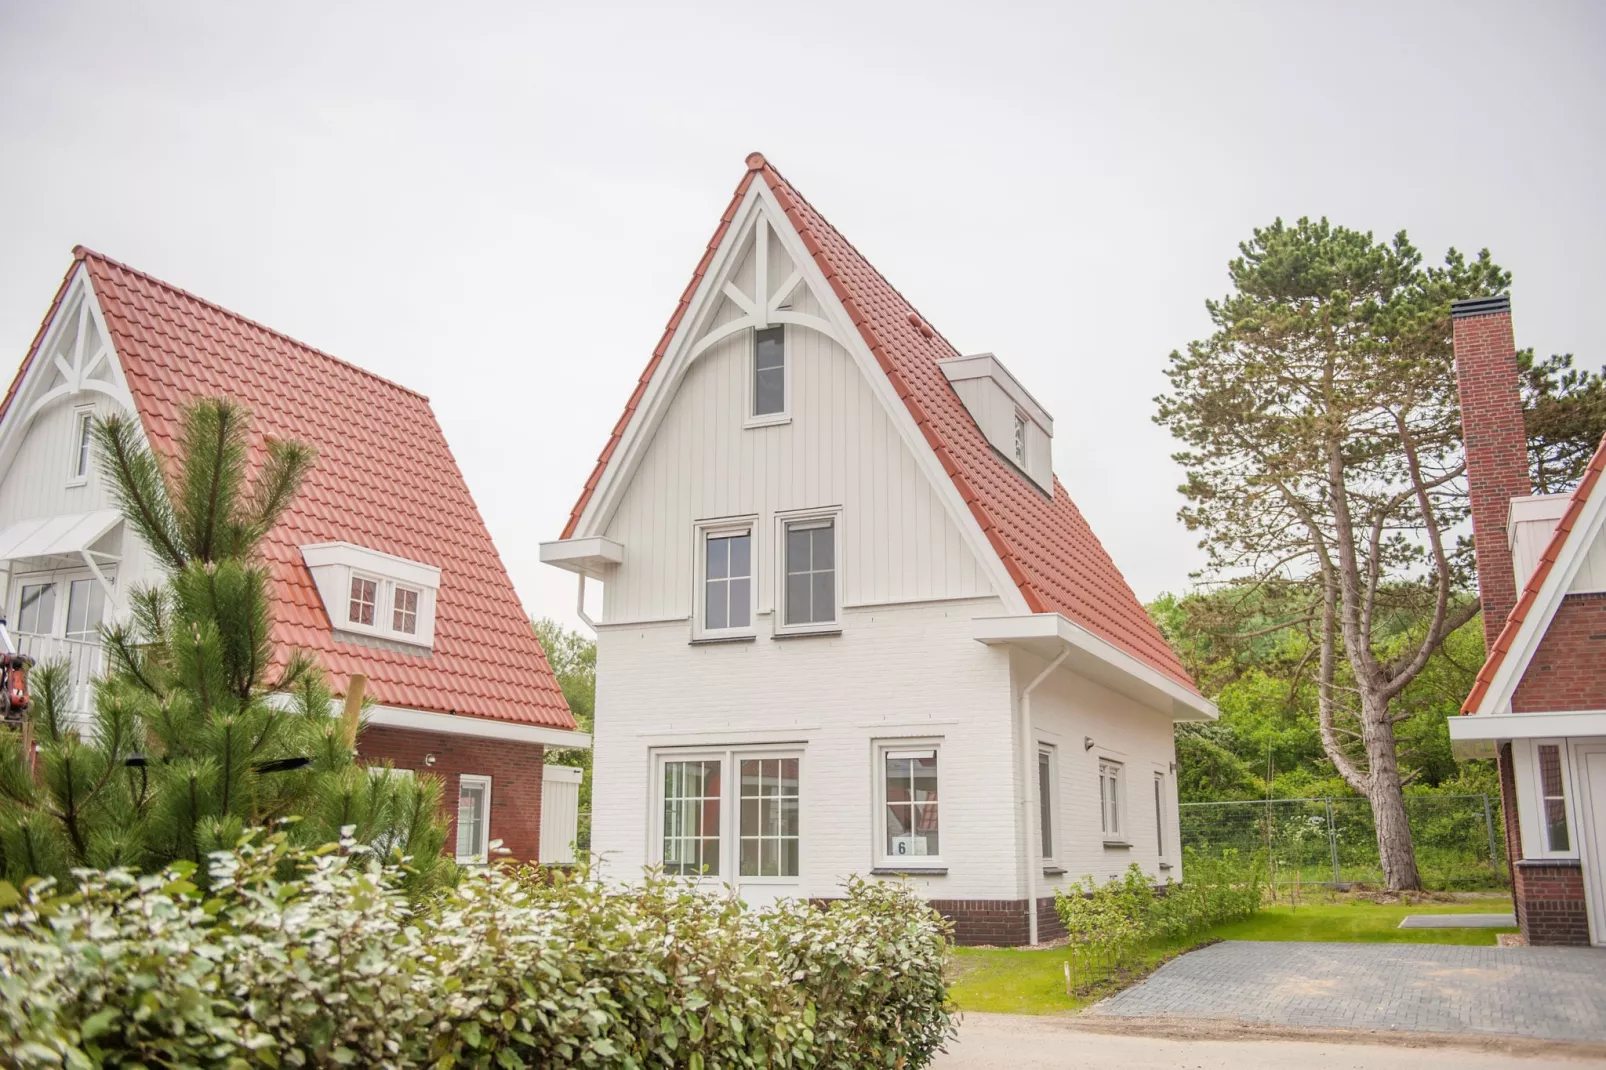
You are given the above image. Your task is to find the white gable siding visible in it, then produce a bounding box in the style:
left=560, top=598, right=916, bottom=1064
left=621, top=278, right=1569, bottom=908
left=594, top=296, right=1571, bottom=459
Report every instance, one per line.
left=1510, top=493, right=1606, bottom=596
left=599, top=278, right=992, bottom=625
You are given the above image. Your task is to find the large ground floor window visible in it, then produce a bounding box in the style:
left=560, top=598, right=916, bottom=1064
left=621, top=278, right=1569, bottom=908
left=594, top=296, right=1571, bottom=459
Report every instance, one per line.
left=657, top=748, right=802, bottom=881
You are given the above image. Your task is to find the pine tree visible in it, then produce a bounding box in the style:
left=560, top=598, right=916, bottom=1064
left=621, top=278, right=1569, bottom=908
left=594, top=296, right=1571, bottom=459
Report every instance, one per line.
left=0, top=398, right=449, bottom=891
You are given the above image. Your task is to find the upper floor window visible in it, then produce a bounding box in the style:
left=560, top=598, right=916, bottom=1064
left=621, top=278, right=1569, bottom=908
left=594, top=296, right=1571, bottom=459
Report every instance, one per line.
left=1013, top=411, right=1027, bottom=466
left=69, top=408, right=94, bottom=484
left=753, top=326, right=785, bottom=418
left=700, top=526, right=753, bottom=634
left=348, top=575, right=378, bottom=627
left=782, top=517, right=836, bottom=629
left=393, top=586, right=420, bottom=634
left=1099, top=759, right=1124, bottom=839
left=64, top=579, right=106, bottom=641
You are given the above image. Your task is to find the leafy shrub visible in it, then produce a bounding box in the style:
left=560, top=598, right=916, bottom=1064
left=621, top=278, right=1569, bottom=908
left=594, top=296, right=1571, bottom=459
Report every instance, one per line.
left=0, top=828, right=955, bottom=1068
left=1055, top=849, right=1265, bottom=992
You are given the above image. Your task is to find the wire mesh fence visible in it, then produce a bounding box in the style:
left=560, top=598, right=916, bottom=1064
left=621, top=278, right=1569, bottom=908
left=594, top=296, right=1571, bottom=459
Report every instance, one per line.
left=1178, top=794, right=1507, bottom=890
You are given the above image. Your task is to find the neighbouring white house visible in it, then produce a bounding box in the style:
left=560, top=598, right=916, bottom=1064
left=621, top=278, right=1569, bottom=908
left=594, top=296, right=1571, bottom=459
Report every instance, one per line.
left=542, top=154, right=1215, bottom=944
left=0, top=248, right=589, bottom=865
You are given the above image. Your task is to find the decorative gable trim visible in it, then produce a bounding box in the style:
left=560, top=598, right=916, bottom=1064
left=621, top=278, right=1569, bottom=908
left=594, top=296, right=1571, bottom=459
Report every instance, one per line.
left=561, top=155, right=1029, bottom=614
left=1464, top=432, right=1606, bottom=715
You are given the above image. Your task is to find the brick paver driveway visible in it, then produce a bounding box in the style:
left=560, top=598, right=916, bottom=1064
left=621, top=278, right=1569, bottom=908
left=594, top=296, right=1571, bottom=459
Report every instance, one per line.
left=1092, top=941, right=1606, bottom=1041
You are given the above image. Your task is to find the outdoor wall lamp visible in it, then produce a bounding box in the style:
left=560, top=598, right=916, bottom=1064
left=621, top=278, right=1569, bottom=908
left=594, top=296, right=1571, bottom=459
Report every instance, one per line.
left=1084, top=736, right=1095, bottom=751
left=424, top=753, right=438, bottom=767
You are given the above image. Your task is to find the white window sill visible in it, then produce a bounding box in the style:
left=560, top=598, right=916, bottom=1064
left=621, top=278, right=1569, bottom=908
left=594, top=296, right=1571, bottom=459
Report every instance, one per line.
left=734, top=875, right=802, bottom=885
left=1043, top=865, right=1066, bottom=876
left=743, top=413, right=791, bottom=429
left=771, top=627, right=842, bottom=641
left=65, top=477, right=88, bottom=489
left=1158, top=862, right=1174, bottom=871
left=871, top=864, right=948, bottom=876
left=1514, top=857, right=1580, bottom=867
left=689, top=633, right=757, bottom=646
left=1102, top=839, right=1133, bottom=849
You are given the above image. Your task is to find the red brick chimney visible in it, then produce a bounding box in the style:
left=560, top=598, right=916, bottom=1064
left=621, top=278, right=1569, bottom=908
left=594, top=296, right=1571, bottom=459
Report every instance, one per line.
left=1452, top=295, right=1528, bottom=648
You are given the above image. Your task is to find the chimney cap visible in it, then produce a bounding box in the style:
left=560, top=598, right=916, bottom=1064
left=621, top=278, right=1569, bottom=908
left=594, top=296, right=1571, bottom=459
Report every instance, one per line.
left=1452, top=295, right=1511, bottom=320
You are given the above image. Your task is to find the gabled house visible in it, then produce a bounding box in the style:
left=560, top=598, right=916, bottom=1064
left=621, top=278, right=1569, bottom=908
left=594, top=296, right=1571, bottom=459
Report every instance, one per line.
left=0, top=248, right=589, bottom=864
left=1451, top=295, right=1606, bottom=947
left=541, top=154, right=1215, bottom=945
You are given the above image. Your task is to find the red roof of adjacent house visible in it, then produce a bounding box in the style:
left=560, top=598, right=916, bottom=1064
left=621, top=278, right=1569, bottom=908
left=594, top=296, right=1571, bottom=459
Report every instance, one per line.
left=564, top=154, right=1199, bottom=694
left=1461, top=430, right=1606, bottom=714
left=2, top=249, right=574, bottom=730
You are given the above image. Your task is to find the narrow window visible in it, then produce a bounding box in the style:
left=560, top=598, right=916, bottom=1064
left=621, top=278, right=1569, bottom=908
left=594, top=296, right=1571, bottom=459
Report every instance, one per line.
left=884, top=749, right=939, bottom=858
left=753, top=326, right=785, bottom=416
left=663, top=759, right=722, bottom=875
left=71, top=410, right=94, bottom=481
left=455, top=775, right=491, bottom=863
left=1537, top=743, right=1570, bottom=852
left=1013, top=411, right=1027, bottom=466
left=1154, top=773, right=1166, bottom=857
left=1099, top=760, right=1123, bottom=838
left=739, top=757, right=800, bottom=877
left=703, top=531, right=751, bottom=631
left=348, top=575, right=377, bottom=627
left=393, top=586, right=420, bottom=634
left=1038, top=747, right=1054, bottom=858
left=64, top=579, right=106, bottom=641
left=783, top=519, right=835, bottom=626
left=17, top=583, right=56, bottom=635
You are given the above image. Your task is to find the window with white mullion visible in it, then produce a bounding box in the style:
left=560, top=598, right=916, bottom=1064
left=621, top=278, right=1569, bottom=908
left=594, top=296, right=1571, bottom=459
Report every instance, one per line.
left=1535, top=742, right=1572, bottom=854
left=739, top=756, right=799, bottom=878
left=782, top=518, right=835, bottom=627
left=348, top=574, right=378, bottom=627
left=455, top=775, right=491, bottom=864
left=753, top=326, right=785, bottom=417
left=882, top=747, right=940, bottom=861
left=1099, top=760, right=1123, bottom=839
left=64, top=578, right=106, bottom=641
left=702, top=531, right=752, bottom=632
left=663, top=759, right=723, bottom=876
left=16, top=582, right=57, bottom=635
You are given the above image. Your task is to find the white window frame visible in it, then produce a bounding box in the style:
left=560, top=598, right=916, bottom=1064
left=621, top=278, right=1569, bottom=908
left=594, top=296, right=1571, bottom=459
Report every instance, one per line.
left=651, top=745, right=804, bottom=885
left=744, top=324, right=791, bottom=429
left=1529, top=738, right=1577, bottom=859
left=63, top=577, right=108, bottom=642
left=1153, top=770, right=1170, bottom=864
left=874, top=739, right=944, bottom=869
left=455, top=773, right=492, bottom=864
left=392, top=584, right=421, bottom=635
left=692, top=517, right=757, bottom=641
left=1099, top=759, right=1125, bottom=842
left=12, top=567, right=114, bottom=641
left=347, top=571, right=380, bottom=629
left=14, top=577, right=60, bottom=637
left=67, top=405, right=95, bottom=487
left=1037, top=744, right=1058, bottom=864
left=1012, top=409, right=1028, bottom=467
left=773, top=506, right=843, bottom=636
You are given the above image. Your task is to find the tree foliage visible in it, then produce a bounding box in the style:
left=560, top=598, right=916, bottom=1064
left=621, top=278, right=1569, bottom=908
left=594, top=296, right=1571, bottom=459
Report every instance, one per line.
left=1520, top=349, right=1606, bottom=494
left=0, top=398, right=449, bottom=892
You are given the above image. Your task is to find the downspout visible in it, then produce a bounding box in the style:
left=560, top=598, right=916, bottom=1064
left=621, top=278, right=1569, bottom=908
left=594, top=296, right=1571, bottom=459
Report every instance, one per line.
left=575, top=573, right=596, bottom=631
left=1020, top=646, right=1068, bottom=946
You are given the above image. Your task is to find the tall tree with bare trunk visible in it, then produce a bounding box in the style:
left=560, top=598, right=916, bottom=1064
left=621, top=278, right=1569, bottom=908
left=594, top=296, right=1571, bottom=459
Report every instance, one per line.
left=1156, top=218, right=1507, bottom=890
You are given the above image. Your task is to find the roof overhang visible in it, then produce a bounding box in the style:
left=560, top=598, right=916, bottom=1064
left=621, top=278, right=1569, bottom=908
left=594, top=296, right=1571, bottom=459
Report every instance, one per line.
left=539, top=536, right=624, bottom=578
left=0, top=510, right=122, bottom=566
left=974, top=612, right=1216, bottom=722
left=366, top=704, right=591, bottom=748
left=1448, top=708, right=1606, bottom=742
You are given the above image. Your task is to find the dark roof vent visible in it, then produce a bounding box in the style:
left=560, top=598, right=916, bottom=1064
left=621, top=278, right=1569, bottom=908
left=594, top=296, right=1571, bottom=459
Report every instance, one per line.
left=1451, top=295, right=1511, bottom=320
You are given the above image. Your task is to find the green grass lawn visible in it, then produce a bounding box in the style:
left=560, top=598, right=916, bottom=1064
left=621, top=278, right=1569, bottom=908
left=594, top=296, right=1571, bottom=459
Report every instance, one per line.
left=948, top=896, right=1516, bottom=1016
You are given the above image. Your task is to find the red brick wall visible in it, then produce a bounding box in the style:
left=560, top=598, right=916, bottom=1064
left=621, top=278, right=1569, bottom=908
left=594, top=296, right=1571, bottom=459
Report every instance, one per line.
left=1512, top=593, right=1606, bottom=712
left=358, top=725, right=545, bottom=862
left=1513, top=861, right=1591, bottom=945
left=1452, top=299, right=1528, bottom=649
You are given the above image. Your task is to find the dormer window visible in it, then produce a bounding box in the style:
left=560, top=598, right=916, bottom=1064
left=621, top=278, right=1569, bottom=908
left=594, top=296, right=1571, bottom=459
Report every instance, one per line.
left=302, top=542, right=442, bottom=650
left=393, top=586, right=419, bottom=634
left=1013, top=411, right=1027, bottom=466
left=937, top=353, right=1055, bottom=493
left=752, top=326, right=786, bottom=420
left=348, top=575, right=378, bottom=626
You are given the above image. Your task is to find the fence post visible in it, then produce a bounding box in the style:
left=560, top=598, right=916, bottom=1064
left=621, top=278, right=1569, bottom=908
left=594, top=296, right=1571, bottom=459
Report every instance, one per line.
left=1325, top=798, right=1341, bottom=888
left=1481, top=793, right=1498, bottom=868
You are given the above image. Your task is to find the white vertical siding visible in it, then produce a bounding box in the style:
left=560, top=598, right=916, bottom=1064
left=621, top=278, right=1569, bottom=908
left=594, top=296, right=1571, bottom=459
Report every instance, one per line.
left=539, top=765, right=583, bottom=864
left=599, top=306, right=992, bottom=625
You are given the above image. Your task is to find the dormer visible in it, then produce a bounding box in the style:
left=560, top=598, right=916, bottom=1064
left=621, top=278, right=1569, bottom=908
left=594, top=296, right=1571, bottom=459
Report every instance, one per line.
left=301, top=542, right=442, bottom=651
left=938, top=353, right=1054, bottom=493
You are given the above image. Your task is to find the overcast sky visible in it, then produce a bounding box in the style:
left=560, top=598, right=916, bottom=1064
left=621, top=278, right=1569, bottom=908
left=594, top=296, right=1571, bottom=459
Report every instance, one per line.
left=3, top=1, right=1603, bottom=634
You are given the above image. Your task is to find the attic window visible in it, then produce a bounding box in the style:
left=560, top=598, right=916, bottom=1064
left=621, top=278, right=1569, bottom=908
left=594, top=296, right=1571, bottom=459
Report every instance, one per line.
left=348, top=576, right=378, bottom=626
left=1013, top=412, right=1027, bottom=466
left=753, top=326, right=785, bottom=418
left=393, top=586, right=420, bottom=634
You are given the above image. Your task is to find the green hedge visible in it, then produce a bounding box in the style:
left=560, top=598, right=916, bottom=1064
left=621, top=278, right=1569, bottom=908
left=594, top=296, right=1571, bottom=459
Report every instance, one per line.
left=0, top=828, right=955, bottom=1068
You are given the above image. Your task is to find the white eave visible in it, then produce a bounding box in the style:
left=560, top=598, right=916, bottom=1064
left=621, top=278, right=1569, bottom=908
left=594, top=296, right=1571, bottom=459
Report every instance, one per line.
left=366, top=705, right=591, bottom=748
left=540, top=536, right=625, bottom=578
left=974, top=612, right=1217, bottom=722
left=1448, top=709, right=1606, bottom=741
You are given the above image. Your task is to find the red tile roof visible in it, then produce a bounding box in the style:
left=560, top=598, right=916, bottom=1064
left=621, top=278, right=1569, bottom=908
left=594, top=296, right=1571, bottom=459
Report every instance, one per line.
left=564, top=155, right=1199, bottom=694
left=1461, top=430, right=1606, bottom=714
left=2, top=249, right=574, bottom=730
